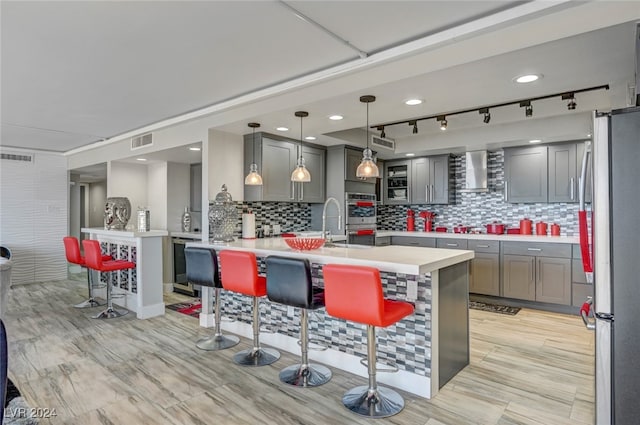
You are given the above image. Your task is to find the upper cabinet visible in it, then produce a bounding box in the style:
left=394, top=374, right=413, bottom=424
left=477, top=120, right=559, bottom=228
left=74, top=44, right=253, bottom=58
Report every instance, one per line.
left=384, top=155, right=451, bottom=205
left=504, top=146, right=548, bottom=203
left=244, top=133, right=325, bottom=203
left=505, top=142, right=589, bottom=203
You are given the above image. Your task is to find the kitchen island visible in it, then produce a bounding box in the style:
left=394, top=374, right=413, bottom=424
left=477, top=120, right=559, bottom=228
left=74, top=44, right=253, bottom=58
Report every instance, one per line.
left=187, top=237, right=473, bottom=398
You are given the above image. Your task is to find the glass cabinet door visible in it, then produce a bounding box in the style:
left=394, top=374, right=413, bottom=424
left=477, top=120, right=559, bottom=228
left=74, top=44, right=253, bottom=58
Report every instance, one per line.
left=384, top=161, right=410, bottom=204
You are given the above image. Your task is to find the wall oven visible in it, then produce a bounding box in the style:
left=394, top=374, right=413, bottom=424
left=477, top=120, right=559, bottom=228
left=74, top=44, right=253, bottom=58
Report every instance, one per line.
left=345, top=193, right=376, bottom=245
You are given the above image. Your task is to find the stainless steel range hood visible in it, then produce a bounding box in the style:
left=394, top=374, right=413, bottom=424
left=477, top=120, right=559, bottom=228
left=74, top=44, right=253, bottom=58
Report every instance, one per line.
left=460, top=151, right=488, bottom=192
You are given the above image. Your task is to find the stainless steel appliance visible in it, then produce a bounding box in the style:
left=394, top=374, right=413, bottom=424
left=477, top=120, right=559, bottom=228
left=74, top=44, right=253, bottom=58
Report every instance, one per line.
left=579, top=107, right=640, bottom=424
left=345, top=192, right=376, bottom=245
left=172, top=238, right=196, bottom=296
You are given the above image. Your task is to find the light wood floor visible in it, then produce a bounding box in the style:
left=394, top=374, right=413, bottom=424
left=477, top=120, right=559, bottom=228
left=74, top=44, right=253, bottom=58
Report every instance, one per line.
left=4, top=277, right=594, bottom=425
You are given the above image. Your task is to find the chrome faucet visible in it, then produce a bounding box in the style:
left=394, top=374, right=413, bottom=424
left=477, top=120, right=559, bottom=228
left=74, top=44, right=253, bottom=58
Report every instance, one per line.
left=322, top=197, right=342, bottom=243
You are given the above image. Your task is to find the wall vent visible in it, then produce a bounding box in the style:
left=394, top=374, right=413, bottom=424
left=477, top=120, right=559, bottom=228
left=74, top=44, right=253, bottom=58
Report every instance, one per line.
left=1, top=152, right=34, bottom=163
left=131, top=133, right=153, bottom=150
left=371, top=135, right=395, bottom=151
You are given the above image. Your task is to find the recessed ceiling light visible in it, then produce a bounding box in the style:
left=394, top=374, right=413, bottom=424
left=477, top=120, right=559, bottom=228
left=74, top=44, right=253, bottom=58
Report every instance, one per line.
left=529, top=139, right=542, bottom=144
left=514, top=74, right=542, bottom=84
left=405, top=153, right=415, bottom=157
left=328, top=115, right=343, bottom=121
left=304, top=136, right=316, bottom=141
left=587, top=133, right=592, bottom=137
left=276, top=127, right=289, bottom=131
left=136, top=158, right=147, bottom=161
left=405, top=99, right=423, bottom=106
left=189, top=147, right=201, bottom=151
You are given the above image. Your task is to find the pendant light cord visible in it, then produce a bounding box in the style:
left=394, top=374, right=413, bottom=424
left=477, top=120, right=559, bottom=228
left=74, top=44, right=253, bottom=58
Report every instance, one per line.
left=252, top=127, right=256, bottom=164
left=366, top=102, right=370, bottom=149
left=299, top=115, right=303, bottom=161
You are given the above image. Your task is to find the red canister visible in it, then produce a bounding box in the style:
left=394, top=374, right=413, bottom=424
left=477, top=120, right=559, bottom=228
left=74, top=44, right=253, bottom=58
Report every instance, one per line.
left=407, top=209, right=415, bottom=232
left=520, top=218, right=532, bottom=235
left=551, top=223, right=560, bottom=236
left=536, top=221, right=548, bottom=235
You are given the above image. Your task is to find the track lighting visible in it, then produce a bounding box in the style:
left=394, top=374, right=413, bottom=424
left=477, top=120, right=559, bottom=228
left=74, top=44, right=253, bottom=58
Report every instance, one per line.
left=480, top=108, right=490, bottom=124
left=409, top=121, right=418, bottom=134
left=520, top=100, right=533, bottom=118
left=377, top=126, right=386, bottom=138
left=562, top=92, right=576, bottom=110
left=438, top=116, right=447, bottom=131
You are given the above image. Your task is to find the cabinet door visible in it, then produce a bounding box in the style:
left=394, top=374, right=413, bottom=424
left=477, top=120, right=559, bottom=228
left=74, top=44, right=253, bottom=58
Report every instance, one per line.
left=504, top=146, right=548, bottom=203
left=411, top=157, right=429, bottom=204
left=384, top=160, right=410, bottom=204
left=536, top=257, right=571, bottom=305
left=576, top=142, right=592, bottom=203
left=470, top=252, right=500, bottom=296
left=297, top=145, right=325, bottom=203
left=345, top=148, right=376, bottom=183
left=548, top=144, right=577, bottom=203
left=262, top=138, right=297, bottom=202
left=502, top=254, right=535, bottom=300
left=429, top=155, right=450, bottom=204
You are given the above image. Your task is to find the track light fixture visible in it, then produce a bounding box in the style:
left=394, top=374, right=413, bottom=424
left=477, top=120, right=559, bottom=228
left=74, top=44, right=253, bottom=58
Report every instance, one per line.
left=480, top=108, right=491, bottom=124
left=370, top=84, right=608, bottom=133
left=437, top=116, right=447, bottom=131
left=562, top=92, right=577, bottom=110
left=377, top=126, right=386, bottom=138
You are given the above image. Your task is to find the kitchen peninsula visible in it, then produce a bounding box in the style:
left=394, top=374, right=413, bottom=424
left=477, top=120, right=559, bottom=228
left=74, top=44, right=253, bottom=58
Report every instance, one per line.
left=188, top=237, right=474, bottom=398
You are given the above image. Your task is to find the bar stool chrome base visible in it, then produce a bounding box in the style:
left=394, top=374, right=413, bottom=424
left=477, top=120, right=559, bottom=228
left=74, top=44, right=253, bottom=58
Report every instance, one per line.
left=279, top=363, right=332, bottom=387
left=74, top=298, right=105, bottom=309
left=93, top=306, right=129, bottom=319
left=196, top=334, right=239, bottom=351
left=342, top=385, right=405, bottom=418
left=233, top=347, right=280, bottom=367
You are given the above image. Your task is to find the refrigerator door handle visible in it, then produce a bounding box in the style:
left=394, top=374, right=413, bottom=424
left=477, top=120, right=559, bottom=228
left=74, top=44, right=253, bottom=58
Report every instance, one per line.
left=580, top=297, right=596, bottom=330
left=595, top=312, right=615, bottom=322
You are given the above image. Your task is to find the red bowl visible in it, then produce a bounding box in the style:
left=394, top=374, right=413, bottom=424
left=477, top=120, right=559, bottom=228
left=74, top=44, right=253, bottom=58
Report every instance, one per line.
left=283, top=237, right=325, bottom=251
left=435, top=227, right=448, bottom=233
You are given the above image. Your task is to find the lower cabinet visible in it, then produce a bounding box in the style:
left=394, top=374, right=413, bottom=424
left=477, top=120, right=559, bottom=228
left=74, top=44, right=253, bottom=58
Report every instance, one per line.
left=535, top=257, right=571, bottom=304
left=391, top=236, right=436, bottom=248
left=470, top=252, right=500, bottom=296
left=502, top=254, right=536, bottom=301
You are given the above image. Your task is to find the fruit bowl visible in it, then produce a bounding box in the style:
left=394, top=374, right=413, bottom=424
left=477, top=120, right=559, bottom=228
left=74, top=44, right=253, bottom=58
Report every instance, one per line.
left=283, top=237, right=325, bottom=251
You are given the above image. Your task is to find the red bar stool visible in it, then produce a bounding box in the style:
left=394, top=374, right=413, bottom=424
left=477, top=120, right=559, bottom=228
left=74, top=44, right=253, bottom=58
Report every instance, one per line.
left=265, top=255, right=331, bottom=387
left=82, top=239, right=135, bottom=319
left=322, top=264, right=414, bottom=418
left=219, top=250, right=280, bottom=367
left=185, top=247, right=239, bottom=351
left=63, top=236, right=110, bottom=308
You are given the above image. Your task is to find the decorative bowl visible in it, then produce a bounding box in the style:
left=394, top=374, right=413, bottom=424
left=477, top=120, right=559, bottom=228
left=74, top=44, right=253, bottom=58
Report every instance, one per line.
left=283, top=237, right=325, bottom=251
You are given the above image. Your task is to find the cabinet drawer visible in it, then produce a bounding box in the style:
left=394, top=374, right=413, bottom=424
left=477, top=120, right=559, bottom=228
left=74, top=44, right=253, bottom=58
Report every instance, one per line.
left=468, top=239, right=499, bottom=253
left=436, top=238, right=468, bottom=250
left=391, top=236, right=436, bottom=248
left=376, top=236, right=391, bottom=247
left=502, top=242, right=571, bottom=258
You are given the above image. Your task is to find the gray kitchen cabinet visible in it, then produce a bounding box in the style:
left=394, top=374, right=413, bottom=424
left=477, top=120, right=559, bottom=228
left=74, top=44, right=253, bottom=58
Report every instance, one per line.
left=345, top=147, right=376, bottom=184
left=548, top=143, right=577, bottom=203
left=436, top=238, right=468, bottom=250
left=430, top=155, right=451, bottom=204
left=384, top=160, right=411, bottom=204
left=572, top=244, right=593, bottom=307
left=244, top=133, right=325, bottom=203
left=504, top=146, right=548, bottom=203
left=502, top=242, right=571, bottom=305
left=386, top=155, right=451, bottom=205
left=391, top=236, right=436, bottom=248
left=190, top=163, right=202, bottom=212
left=375, top=236, right=391, bottom=246
left=411, top=158, right=428, bottom=203
left=468, top=240, right=500, bottom=296
left=575, top=142, right=592, bottom=204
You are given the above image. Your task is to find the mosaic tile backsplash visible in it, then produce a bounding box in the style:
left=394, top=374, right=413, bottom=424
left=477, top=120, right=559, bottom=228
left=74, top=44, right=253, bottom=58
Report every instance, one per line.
left=378, top=150, right=583, bottom=236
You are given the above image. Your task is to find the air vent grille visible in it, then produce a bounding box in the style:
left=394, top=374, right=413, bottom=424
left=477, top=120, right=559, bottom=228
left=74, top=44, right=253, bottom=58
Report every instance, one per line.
left=371, top=135, right=395, bottom=151
left=131, top=133, right=153, bottom=150
left=1, top=152, right=34, bottom=163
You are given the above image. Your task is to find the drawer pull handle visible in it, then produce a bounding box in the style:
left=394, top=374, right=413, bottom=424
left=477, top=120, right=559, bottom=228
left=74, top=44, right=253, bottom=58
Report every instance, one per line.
left=446, top=243, right=458, bottom=247
left=527, top=248, right=542, bottom=252
left=476, top=244, right=490, bottom=248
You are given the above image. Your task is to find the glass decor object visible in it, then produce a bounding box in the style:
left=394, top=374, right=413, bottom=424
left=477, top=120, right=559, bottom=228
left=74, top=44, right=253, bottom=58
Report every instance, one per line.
left=208, top=184, right=238, bottom=242
left=291, top=111, right=311, bottom=182
left=181, top=206, right=192, bottom=232
left=137, top=207, right=150, bottom=232
left=356, top=95, right=380, bottom=178
left=104, top=197, right=131, bottom=230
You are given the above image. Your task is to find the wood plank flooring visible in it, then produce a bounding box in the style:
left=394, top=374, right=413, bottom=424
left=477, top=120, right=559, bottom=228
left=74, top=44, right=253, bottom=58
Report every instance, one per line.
left=3, top=277, right=594, bottom=424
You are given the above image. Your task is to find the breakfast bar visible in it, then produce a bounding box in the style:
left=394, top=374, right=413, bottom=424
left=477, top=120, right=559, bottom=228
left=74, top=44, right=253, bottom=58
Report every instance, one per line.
left=188, top=237, right=474, bottom=398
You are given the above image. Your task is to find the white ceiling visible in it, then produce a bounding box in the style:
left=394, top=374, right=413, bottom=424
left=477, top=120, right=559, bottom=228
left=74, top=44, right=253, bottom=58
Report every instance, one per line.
left=2, top=1, right=639, bottom=162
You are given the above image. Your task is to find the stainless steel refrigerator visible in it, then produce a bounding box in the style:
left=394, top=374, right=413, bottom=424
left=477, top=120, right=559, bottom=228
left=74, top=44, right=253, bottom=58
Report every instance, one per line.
left=579, top=107, right=640, bottom=424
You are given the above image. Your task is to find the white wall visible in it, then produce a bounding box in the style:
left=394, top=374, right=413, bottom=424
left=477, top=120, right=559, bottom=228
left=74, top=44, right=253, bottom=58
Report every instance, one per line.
left=207, top=129, right=244, bottom=201
left=107, top=161, right=148, bottom=228
left=89, top=180, right=107, bottom=227
left=167, top=162, right=190, bottom=232
left=147, top=162, right=167, bottom=230
left=0, top=149, right=68, bottom=284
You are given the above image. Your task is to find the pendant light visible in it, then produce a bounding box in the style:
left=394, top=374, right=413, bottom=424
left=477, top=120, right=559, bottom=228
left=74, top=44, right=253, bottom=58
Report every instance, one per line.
left=291, top=111, right=311, bottom=182
left=356, top=95, right=380, bottom=178
left=244, top=122, right=263, bottom=185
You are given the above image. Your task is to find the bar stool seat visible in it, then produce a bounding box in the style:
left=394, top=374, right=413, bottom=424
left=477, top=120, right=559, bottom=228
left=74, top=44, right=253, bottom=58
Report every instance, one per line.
left=185, top=247, right=239, bottom=351
left=266, top=255, right=331, bottom=387
left=63, top=236, right=110, bottom=308
left=82, top=239, right=135, bottom=319
left=322, top=264, right=414, bottom=418
left=219, top=250, right=279, bottom=367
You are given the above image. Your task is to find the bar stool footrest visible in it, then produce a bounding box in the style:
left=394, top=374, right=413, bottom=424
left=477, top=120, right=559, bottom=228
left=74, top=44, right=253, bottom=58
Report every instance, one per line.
left=359, top=358, right=399, bottom=373
left=93, top=307, right=129, bottom=319
left=299, top=338, right=329, bottom=351
left=74, top=298, right=105, bottom=309
left=342, top=385, right=405, bottom=418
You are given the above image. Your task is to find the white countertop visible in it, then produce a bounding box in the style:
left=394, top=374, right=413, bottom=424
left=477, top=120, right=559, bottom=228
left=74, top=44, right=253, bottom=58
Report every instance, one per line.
left=376, top=230, right=579, bottom=244
left=81, top=227, right=169, bottom=238
left=188, top=237, right=474, bottom=275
